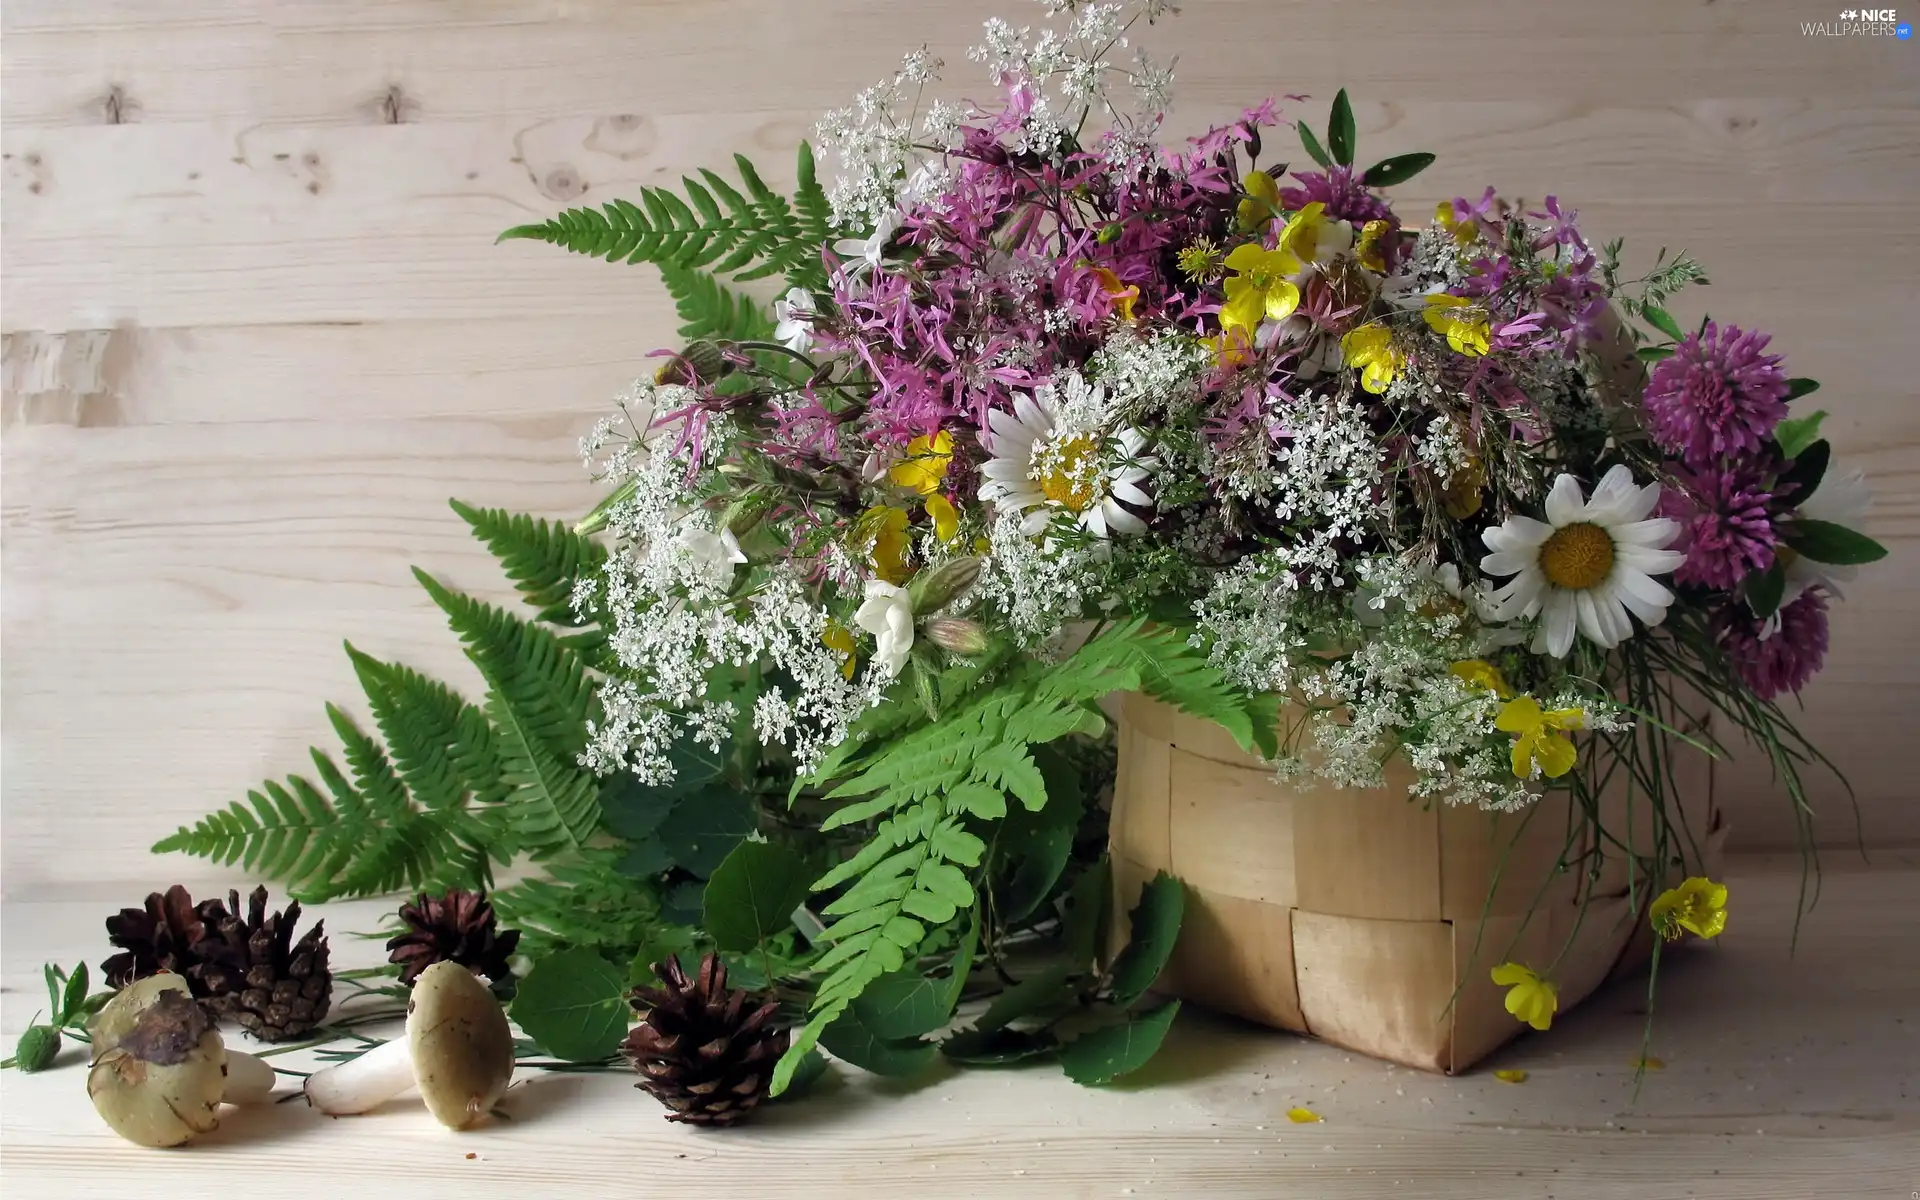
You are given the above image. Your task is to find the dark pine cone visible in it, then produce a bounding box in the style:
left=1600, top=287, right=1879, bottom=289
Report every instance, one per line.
left=102, top=885, right=224, bottom=989
left=385, top=888, right=520, bottom=986
left=189, top=886, right=332, bottom=1043
left=622, top=953, right=790, bottom=1127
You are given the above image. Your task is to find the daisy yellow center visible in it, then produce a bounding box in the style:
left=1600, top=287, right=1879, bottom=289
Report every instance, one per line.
left=1538, top=522, right=1615, bottom=591
left=1033, top=434, right=1101, bottom=512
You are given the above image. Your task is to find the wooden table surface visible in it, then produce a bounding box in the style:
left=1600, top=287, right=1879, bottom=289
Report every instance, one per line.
left=4, top=855, right=1916, bottom=1199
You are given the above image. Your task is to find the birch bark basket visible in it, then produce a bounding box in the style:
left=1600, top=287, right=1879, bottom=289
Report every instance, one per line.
left=1108, top=688, right=1728, bottom=1073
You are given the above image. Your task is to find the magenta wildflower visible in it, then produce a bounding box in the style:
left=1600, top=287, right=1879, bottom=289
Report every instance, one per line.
left=1719, top=590, right=1829, bottom=700
left=1661, top=466, right=1777, bottom=590
left=1643, top=322, right=1789, bottom=467
left=1279, top=166, right=1394, bottom=227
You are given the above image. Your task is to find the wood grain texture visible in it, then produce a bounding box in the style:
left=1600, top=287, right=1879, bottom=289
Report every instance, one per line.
left=3, top=857, right=1916, bottom=1198
left=4, top=0, right=1918, bottom=889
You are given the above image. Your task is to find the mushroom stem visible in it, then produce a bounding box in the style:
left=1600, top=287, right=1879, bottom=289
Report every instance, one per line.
left=303, top=1039, right=415, bottom=1115
left=223, top=1051, right=278, bottom=1103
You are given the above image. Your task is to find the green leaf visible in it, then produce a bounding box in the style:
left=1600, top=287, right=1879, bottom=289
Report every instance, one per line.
left=60, top=964, right=88, bottom=1025
left=974, top=965, right=1081, bottom=1033
left=615, top=839, right=673, bottom=878
left=1785, top=377, right=1821, bottom=401
left=818, top=1011, right=939, bottom=1078
left=1326, top=89, right=1356, bottom=166
left=1296, top=121, right=1332, bottom=169
left=1775, top=411, right=1829, bottom=459
left=1061, top=860, right=1113, bottom=970
left=510, top=948, right=630, bottom=1062
left=851, top=972, right=952, bottom=1040
left=1359, top=152, right=1435, bottom=188
left=993, top=746, right=1084, bottom=923
left=946, top=782, right=1007, bottom=820
left=1775, top=438, right=1830, bottom=504
left=1058, top=1001, right=1182, bottom=1085
left=598, top=776, right=680, bottom=842
left=1641, top=304, right=1685, bottom=343
left=1635, top=346, right=1675, bottom=363
left=1785, top=518, right=1888, bottom=566
left=655, top=788, right=757, bottom=877
left=1107, top=872, right=1185, bottom=1008
left=1745, top=560, right=1786, bottom=621
left=702, top=840, right=814, bottom=953
left=940, top=1026, right=1060, bottom=1066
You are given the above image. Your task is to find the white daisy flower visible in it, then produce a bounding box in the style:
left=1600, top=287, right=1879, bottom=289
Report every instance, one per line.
left=676, top=519, right=747, bottom=592
left=1479, top=465, right=1685, bottom=657
left=772, top=287, right=814, bottom=353
left=979, top=385, right=1154, bottom=539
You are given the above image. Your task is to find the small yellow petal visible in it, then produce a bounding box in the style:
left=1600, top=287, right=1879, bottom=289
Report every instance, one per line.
left=1635, top=1056, right=1666, bottom=1071
left=1494, top=695, right=1544, bottom=735
left=1493, top=1069, right=1529, bottom=1084
left=925, top=494, right=960, bottom=544
left=1286, top=1107, right=1322, bottom=1124
left=1263, top=279, right=1302, bottom=322
left=1535, top=732, right=1578, bottom=779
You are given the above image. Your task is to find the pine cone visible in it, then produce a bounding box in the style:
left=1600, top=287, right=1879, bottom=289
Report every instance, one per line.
left=622, top=954, right=789, bottom=1126
left=385, top=889, right=520, bottom=986
left=189, top=887, right=332, bottom=1043
left=102, top=885, right=224, bottom=989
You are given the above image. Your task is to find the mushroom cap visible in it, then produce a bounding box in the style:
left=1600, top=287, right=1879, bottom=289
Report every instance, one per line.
left=406, top=961, right=515, bottom=1129
left=86, top=973, right=228, bottom=1147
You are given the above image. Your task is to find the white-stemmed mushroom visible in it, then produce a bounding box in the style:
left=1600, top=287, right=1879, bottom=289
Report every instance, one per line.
left=87, top=973, right=278, bottom=1148
left=303, top=961, right=514, bottom=1130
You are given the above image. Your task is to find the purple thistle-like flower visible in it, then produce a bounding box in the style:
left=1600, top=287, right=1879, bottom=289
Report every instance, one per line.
left=1719, top=590, right=1830, bottom=701
left=1661, top=465, right=1778, bottom=591
left=1279, top=166, right=1394, bottom=227
left=1642, top=322, right=1789, bottom=467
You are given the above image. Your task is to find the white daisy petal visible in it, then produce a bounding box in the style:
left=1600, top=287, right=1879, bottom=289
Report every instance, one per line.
left=1544, top=473, right=1590, bottom=526
left=1542, top=595, right=1578, bottom=657
left=1613, top=517, right=1681, bottom=546
left=1483, top=516, right=1554, bottom=555
left=1480, top=549, right=1537, bottom=578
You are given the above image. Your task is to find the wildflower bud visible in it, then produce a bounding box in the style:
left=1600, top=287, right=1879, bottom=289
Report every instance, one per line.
left=1097, top=222, right=1125, bottom=245
left=574, top=476, right=639, bottom=536
left=910, top=656, right=941, bottom=721
left=721, top=486, right=773, bottom=540
left=907, top=555, right=984, bottom=613
left=14, top=1025, right=59, bottom=1073
left=922, top=616, right=989, bottom=657
left=653, top=339, right=730, bottom=386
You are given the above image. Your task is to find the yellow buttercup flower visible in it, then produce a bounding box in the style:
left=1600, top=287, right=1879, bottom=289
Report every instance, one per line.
left=860, top=504, right=913, bottom=584
left=1494, top=695, right=1585, bottom=779
left=1491, top=962, right=1558, bottom=1031
left=1423, top=294, right=1491, bottom=357
left=1220, top=243, right=1303, bottom=334
left=1209, top=325, right=1257, bottom=370
left=1276, top=201, right=1343, bottom=267
left=1650, top=877, right=1728, bottom=941
left=1090, top=266, right=1140, bottom=323
left=1434, top=200, right=1477, bottom=247
left=924, top=493, right=961, bottom=544
left=1354, top=219, right=1392, bottom=272
left=1236, top=170, right=1281, bottom=231
left=1449, top=659, right=1512, bottom=699
left=1340, top=323, right=1405, bottom=394
left=821, top=621, right=857, bottom=680
left=888, top=430, right=953, bottom=495
left=1176, top=237, right=1224, bottom=284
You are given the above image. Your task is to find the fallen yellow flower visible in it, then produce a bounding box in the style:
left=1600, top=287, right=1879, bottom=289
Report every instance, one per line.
left=1285, top=1107, right=1322, bottom=1124
left=1493, top=1069, right=1528, bottom=1084
left=1491, top=962, right=1558, bottom=1031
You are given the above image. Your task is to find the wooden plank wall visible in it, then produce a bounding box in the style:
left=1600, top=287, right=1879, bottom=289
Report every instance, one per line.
left=4, top=1, right=1916, bottom=888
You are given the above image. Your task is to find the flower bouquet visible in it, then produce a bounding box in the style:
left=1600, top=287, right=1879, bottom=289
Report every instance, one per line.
left=50, top=0, right=1879, bottom=1127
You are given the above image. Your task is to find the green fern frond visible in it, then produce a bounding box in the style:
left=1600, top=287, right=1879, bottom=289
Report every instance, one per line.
left=491, top=852, right=676, bottom=963
left=414, top=569, right=602, bottom=856
left=449, top=499, right=606, bottom=632
left=496, top=145, right=834, bottom=291
left=347, top=644, right=511, bottom=812
left=657, top=264, right=775, bottom=342
left=793, top=141, right=834, bottom=254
